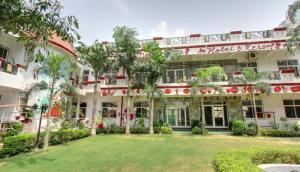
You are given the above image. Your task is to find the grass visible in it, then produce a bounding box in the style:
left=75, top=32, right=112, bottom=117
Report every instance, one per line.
left=0, top=133, right=300, bottom=172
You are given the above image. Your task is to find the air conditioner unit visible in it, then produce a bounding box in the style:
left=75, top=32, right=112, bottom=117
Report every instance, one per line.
left=247, top=52, right=257, bottom=60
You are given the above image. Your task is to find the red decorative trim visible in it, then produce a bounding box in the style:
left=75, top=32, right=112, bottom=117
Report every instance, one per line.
left=164, top=89, right=172, bottom=94
left=183, top=88, right=190, bottom=94
left=230, top=31, right=242, bottom=34
left=190, top=34, right=201, bottom=38
left=16, top=64, right=26, bottom=69
left=153, top=37, right=163, bottom=40
left=171, top=39, right=287, bottom=50
left=281, top=69, right=295, bottom=74
left=273, top=27, right=287, bottom=32
left=291, top=86, right=300, bottom=92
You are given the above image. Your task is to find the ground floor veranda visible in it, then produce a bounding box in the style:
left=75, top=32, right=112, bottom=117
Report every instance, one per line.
left=83, top=93, right=300, bottom=129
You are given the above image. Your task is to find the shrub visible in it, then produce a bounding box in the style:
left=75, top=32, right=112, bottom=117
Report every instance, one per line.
left=153, top=121, right=161, bottom=128
left=3, top=122, right=23, bottom=137
left=232, top=120, right=247, bottom=135
left=291, top=123, right=300, bottom=133
left=192, top=126, right=208, bottom=135
left=246, top=122, right=258, bottom=136
left=61, top=120, right=74, bottom=130
left=162, top=123, right=170, bottom=127
left=252, top=150, right=300, bottom=164
left=0, top=134, right=35, bottom=158
left=213, top=148, right=300, bottom=172
left=130, top=127, right=147, bottom=134
left=260, top=128, right=300, bottom=137
left=153, top=127, right=161, bottom=133
left=191, top=120, right=200, bottom=128
left=161, top=127, right=173, bottom=134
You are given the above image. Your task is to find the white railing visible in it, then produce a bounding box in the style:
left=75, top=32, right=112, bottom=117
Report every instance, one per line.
left=139, top=29, right=287, bottom=48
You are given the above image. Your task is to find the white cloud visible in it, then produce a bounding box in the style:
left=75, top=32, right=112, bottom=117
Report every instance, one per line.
left=112, top=0, right=129, bottom=13
left=150, top=21, right=186, bottom=37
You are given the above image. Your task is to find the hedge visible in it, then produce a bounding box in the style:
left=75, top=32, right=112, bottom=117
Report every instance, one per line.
left=0, top=134, right=35, bottom=158
left=0, top=128, right=91, bottom=158
left=260, top=128, right=300, bottom=137
left=212, top=148, right=300, bottom=172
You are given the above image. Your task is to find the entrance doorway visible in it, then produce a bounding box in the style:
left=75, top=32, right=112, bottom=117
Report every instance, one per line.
left=164, top=106, right=190, bottom=127
left=201, top=102, right=228, bottom=128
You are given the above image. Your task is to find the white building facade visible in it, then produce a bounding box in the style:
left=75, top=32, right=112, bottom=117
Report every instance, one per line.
left=1, top=2, right=300, bottom=131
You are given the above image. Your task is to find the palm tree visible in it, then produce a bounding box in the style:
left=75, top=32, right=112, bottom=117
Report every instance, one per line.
left=77, top=41, right=114, bottom=136
left=231, top=68, right=271, bottom=135
left=187, top=66, right=225, bottom=134
left=113, top=26, right=140, bottom=135
left=33, top=52, right=78, bottom=149
left=136, top=42, right=181, bottom=134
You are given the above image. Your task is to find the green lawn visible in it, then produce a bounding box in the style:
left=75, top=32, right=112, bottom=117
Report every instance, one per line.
left=1, top=133, right=300, bottom=172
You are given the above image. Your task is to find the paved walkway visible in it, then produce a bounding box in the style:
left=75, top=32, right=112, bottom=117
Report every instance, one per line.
left=259, top=164, right=300, bottom=172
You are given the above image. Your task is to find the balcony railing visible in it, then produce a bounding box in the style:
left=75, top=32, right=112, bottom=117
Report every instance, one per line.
left=0, top=58, right=18, bottom=75
left=140, top=28, right=287, bottom=48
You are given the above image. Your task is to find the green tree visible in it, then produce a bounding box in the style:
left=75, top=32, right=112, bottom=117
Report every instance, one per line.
left=287, top=0, right=300, bottom=54
left=34, top=53, right=78, bottom=149
left=188, top=66, right=225, bottom=134
left=0, top=0, right=79, bottom=46
left=135, top=41, right=181, bottom=134
left=231, top=68, right=271, bottom=135
left=77, top=41, right=114, bottom=136
left=113, top=26, right=140, bottom=135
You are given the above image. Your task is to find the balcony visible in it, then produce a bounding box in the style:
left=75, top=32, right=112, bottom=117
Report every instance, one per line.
left=140, top=28, right=287, bottom=48
left=0, top=58, right=18, bottom=75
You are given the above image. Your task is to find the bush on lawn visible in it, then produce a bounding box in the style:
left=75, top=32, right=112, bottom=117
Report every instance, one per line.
left=246, top=122, right=258, bottom=136
left=2, top=122, right=23, bottom=138
left=232, top=120, right=247, bottom=135
left=260, top=128, right=300, bottom=137
left=0, top=134, right=35, bottom=158
left=192, top=126, right=208, bottom=135
left=161, top=127, right=173, bottom=134
left=213, top=148, right=300, bottom=172
left=153, top=127, right=161, bottom=133
left=130, top=127, right=148, bottom=134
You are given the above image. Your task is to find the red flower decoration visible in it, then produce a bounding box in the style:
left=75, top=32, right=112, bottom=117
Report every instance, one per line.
left=164, top=89, right=172, bottom=94
left=274, top=86, right=281, bottom=93
left=183, top=88, right=190, bottom=94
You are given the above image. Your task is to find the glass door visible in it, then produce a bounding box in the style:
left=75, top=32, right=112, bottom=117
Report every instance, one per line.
left=165, top=106, right=190, bottom=127
left=204, top=106, right=213, bottom=126
left=166, top=108, right=176, bottom=126
left=213, top=106, right=224, bottom=126
left=203, top=105, right=225, bottom=127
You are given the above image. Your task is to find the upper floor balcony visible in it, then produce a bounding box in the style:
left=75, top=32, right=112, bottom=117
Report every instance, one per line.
left=140, top=28, right=288, bottom=49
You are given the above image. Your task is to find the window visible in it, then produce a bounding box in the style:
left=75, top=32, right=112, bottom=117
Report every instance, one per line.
left=283, top=100, right=300, bottom=118
left=166, top=69, right=184, bottom=83
left=242, top=100, right=263, bottom=118
left=101, top=102, right=118, bottom=118
left=134, top=101, right=149, bottom=118
left=239, top=62, right=258, bottom=73
left=83, top=70, right=89, bottom=81
left=263, top=30, right=272, bottom=38
left=0, top=46, right=8, bottom=59
left=135, top=73, right=148, bottom=83
left=79, top=102, right=87, bottom=119
left=277, top=60, right=299, bottom=76
left=221, top=34, right=230, bottom=41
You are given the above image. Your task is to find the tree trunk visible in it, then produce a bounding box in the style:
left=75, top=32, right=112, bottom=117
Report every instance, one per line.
left=125, top=78, right=131, bottom=135
left=251, top=91, right=260, bottom=135
left=91, top=75, right=98, bottom=136
left=76, top=96, right=80, bottom=120
left=43, top=79, right=55, bottom=150
left=148, top=92, right=154, bottom=134
left=201, top=97, right=205, bottom=134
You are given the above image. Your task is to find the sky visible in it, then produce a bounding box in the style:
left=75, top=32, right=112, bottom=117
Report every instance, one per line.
left=59, top=0, right=294, bottom=44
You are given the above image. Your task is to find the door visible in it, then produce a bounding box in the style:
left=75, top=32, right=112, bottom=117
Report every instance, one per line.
left=166, top=108, right=176, bottom=126
left=213, top=106, right=224, bottom=126
left=204, top=106, right=213, bottom=126
left=165, top=106, right=189, bottom=127
left=203, top=105, right=225, bottom=127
